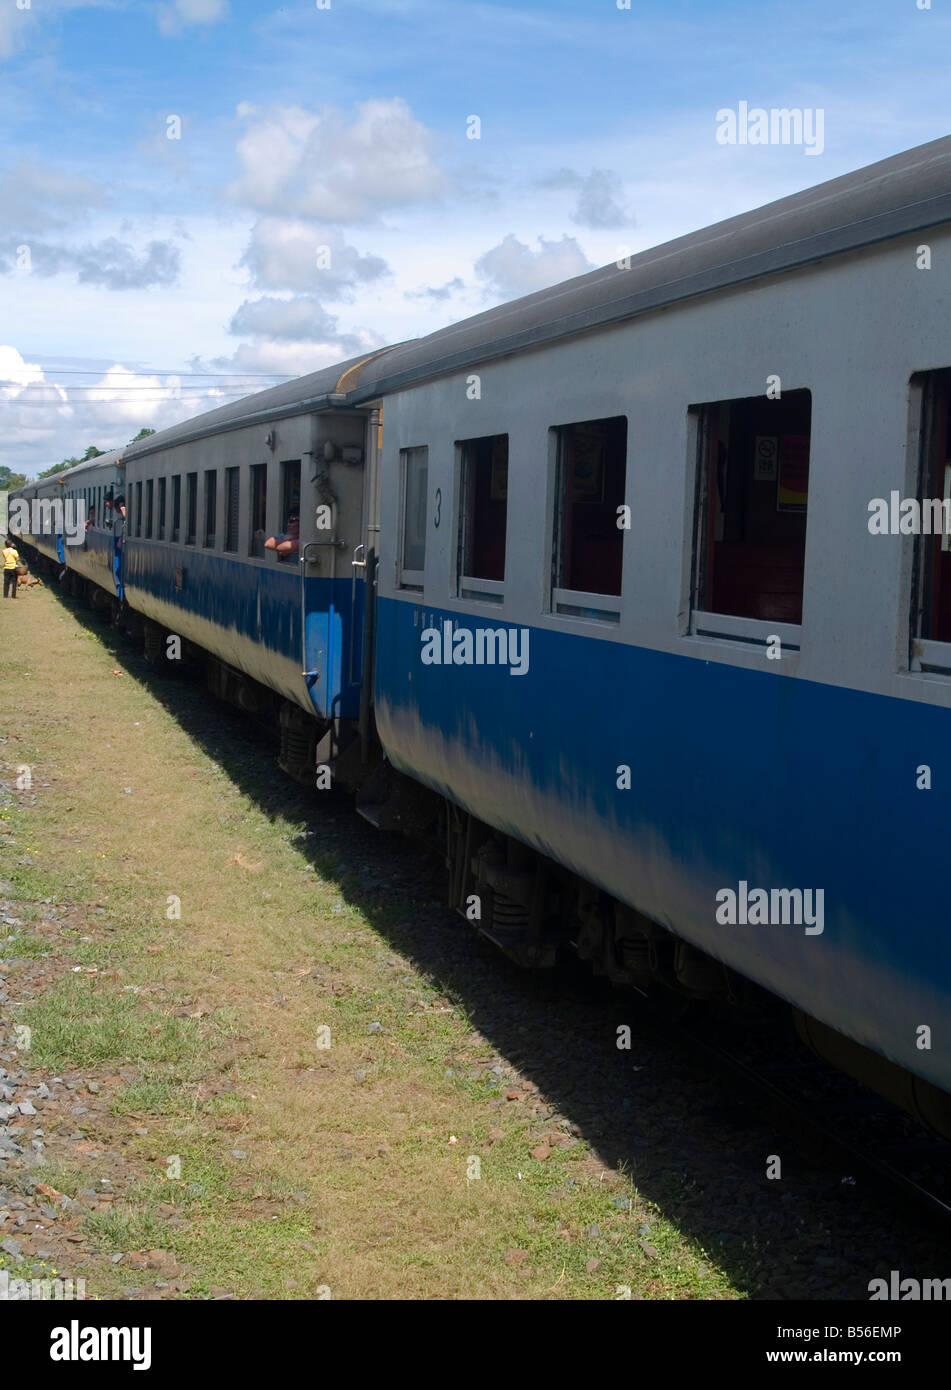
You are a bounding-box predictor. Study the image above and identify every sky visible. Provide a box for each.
[1,0,950,478]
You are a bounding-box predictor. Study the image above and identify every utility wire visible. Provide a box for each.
[12,368,292,379]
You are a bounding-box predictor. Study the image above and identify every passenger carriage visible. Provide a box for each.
[11,134,951,1129]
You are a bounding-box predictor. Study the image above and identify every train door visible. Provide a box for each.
[299,420,368,724]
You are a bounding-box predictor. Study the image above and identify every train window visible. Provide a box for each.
[249,463,267,557]
[135,481,143,538]
[224,468,239,552]
[185,473,197,545]
[692,390,811,628]
[911,370,951,659]
[157,478,166,541]
[145,480,154,539]
[171,475,182,543]
[457,434,507,602]
[551,416,627,621]
[280,460,300,528]
[399,445,428,590]
[203,470,217,548]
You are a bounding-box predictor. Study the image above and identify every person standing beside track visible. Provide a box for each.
[2,538,21,599]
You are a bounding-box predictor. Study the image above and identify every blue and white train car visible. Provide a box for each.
[351,134,951,1127]
[119,354,391,770]
[11,134,951,1129]
[11,449,125,600]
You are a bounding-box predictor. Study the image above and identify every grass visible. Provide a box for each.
[0,584,742,1300]
[20,978,209,1071]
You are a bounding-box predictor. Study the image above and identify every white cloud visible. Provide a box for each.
[0,160,104,236]
[196,333,384,379]
[157,0,228,37]
[474,233,593,300]
[1,237,181,290]
[572,169,633,229]
[229,295,342,342]
[228,99,445,222]
[240,218,388,296]
[0,0,114,61]
[227,294,385,361]
[0,347,223,478]
[0,6,25,60]
[406,275,466,304]
[537,167,634,228]
[78,365,197,426]
[0,345,49,396]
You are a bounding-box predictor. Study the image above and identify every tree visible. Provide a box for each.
[0,467,27,491]
[35,445,107,479]
[129,427,156,444]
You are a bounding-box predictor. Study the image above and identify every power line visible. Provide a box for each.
[2,387,255,394]
[17,368,292,379]
[0,394,251,406]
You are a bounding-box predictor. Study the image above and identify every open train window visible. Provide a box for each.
[203,470,216,548]
[249,463,267,557]
[171,475,181,543]
[551,416,626,622]
[135,481,143,538]
[691,390,811,638]
[157,478,166,541]
[399,445,428,591]
[280,461,300,527]
[145,480,154,539]
[457,434,507,603]
[910,370,951,672]
[185,473,197,546]
[224,467,239,553]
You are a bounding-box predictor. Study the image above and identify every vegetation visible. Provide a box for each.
[35,445,107,479]
[0,466,27,490]
[0,588,738,1300]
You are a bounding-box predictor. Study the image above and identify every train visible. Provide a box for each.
[10,133,951,1135]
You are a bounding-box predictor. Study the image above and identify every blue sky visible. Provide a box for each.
[2,0,950,476]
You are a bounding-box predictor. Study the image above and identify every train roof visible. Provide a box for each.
[351,133,951,400]
[121,132,951,457]
[123,348,401,459]
[29,447,125,490]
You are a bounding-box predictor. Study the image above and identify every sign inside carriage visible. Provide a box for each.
[777,435,810,511]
